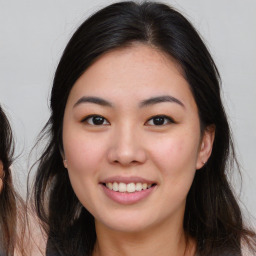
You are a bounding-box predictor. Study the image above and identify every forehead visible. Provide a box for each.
[67,44,196,109]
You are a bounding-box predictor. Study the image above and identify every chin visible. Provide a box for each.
[95,210,159,233]
[104,221,152,233]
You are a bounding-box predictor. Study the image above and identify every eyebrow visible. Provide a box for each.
[73,95,184,109]
[73,96,113,108]
[139,95,185,108]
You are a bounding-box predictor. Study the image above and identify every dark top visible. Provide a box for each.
[46,237,64,256]
[46,236,89,256]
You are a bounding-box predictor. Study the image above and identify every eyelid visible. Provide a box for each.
[80,114,175,126]
[145,115,175,126]
[81,114,110,125]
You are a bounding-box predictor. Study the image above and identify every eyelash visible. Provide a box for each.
[145,115,175,126]
[81,114,175,126]
[81,115,110,126]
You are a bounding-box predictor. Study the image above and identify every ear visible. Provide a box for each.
[59,144,65,159]
[196,125,215,170]
[59,145,68,168]
[63,159,68,168]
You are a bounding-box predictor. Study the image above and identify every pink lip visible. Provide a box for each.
[100,183,156,205]
[100,176,156,185]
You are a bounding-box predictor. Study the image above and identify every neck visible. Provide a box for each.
[92,217,196,256]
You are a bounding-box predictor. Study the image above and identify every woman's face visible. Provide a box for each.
[62,44,214,233]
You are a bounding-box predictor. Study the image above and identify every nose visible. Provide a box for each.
[107,125,147,166]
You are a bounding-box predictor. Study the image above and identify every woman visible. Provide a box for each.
[0,106,25,256]
[32,1,256,256]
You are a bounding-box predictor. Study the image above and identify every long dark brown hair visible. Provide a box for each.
[0,106,27,256]
[32,1,256,255]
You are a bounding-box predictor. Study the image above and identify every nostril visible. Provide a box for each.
[107,144,147,166]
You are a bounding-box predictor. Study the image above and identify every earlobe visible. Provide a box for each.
[59,145,68,168]
[196,125,215,170]
[63,159,68,168]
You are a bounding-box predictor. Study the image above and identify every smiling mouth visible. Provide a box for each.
[102,182,157,193]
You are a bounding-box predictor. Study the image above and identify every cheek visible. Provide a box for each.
[150,136,198,207]
[62,132,106,212]
[151,136,199,171]
[147,132,200,196]
[63,132,106,176]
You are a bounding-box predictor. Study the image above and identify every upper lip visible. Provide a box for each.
[100,176,157,185]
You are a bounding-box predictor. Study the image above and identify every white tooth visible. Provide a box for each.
[135,183,142,191]
[127,183,136,193]
[106,182,113,190]
[147,184,152,189]
[113,182,118,191]
[119,183,126,192]
[142,183,147,190]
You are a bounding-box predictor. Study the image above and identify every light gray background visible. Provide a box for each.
[0,0,255,220]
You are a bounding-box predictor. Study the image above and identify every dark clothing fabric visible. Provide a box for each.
[46,237,65,256]
[46,236,90,256]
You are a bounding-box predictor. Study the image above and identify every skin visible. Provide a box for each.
[62,44,215,256]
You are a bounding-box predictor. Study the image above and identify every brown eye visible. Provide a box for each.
[83,115,109,125]
[146,115,174,126]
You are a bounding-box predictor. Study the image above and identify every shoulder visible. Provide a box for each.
[242,248,256,256]
[241,235,256,256]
